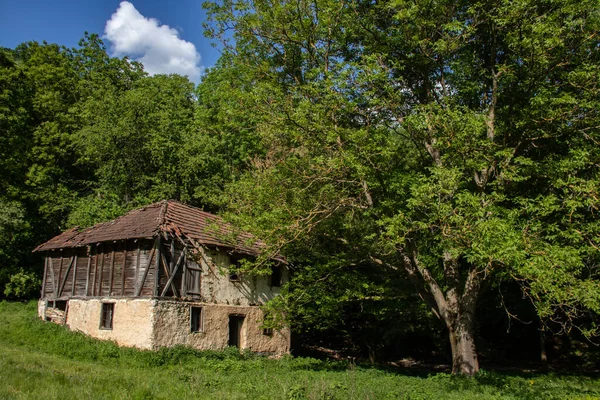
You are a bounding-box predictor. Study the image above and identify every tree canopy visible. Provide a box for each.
[202,0,600,374]
[1,0,599,375]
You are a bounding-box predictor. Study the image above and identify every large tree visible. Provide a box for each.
[203,0,600,374]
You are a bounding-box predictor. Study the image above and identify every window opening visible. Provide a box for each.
[190,306,203,333]
[262,327,273,336]
[100,303,114,330]
[270,266,282,287]
[50,300,68,311]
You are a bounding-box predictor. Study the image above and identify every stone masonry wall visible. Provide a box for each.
[153,300,291,354]
[65,298,156,349]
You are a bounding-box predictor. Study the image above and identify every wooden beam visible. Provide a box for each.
[169,240,175,273]
[108,243,116,296]
[153,236,161,297]
[58,256,75,297]
[91,247,98,296]
[135,246,156,297]
[134,245,141,295]
[98,244,105,296]
[160,249,185,297]
[57,255,64,294]
[49,257,57,297]
[71,251,78,296]
[85,246,92,297]
[41,256,48,298]
[121,241,128,296]
[181,252,187,297]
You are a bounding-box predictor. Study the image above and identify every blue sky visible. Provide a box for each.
[0,0,223,82]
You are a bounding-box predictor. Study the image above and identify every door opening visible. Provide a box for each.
[228,315,245,347]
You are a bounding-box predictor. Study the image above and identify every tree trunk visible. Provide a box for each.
[448,314,479,375]
[399,249,481,376]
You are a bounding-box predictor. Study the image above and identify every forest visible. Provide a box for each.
[1,0,599,376]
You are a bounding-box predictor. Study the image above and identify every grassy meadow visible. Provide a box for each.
[0,301,599,399]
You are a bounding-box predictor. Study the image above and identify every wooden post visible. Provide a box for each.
[181,252,187,297]
[91,246,98,296]
[49,257,57,298]
[57,254,64,295]
[71,252,78,296]
[121,241,128,296]
[169,240,175,274]
[98,244,105,296]
[85,246,92,297]
[134,245,141,295]
[153,236,161,297]
[41,256,48,298]
[109,243,116,296]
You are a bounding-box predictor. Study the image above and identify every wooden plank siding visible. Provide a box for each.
[41,238,180,300]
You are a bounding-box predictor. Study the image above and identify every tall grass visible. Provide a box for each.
[1,301,599,399]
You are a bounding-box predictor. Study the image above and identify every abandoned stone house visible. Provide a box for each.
[34,200,290,354]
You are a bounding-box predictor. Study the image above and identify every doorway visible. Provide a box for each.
[228,315,245,347]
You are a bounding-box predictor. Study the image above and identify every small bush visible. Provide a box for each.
[3,270,40,300]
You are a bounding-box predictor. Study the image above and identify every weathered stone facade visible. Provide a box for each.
[38,298,290,353]
[35,200,291,355]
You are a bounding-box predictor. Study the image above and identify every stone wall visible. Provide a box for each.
[65,298,156,349]
[199,250,289,307]
[38,298,290,354]
[153,301,291,354]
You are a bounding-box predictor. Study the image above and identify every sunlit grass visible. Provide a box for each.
[1,301,599,399]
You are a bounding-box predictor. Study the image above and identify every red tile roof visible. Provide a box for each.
[34,200,269,257]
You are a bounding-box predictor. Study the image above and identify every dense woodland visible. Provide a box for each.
[1,0,599,375]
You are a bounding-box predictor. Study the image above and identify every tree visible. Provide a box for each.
[0,35,147,296]
[203,0,600,375]
[74,73,195,225]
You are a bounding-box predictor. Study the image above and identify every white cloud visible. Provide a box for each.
[104,1,202,82]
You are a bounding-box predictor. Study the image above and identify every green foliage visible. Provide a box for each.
[201,0,600,373]
[3,270,40,299]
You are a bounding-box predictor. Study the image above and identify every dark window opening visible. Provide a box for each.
[190,306,203,333]
[51,300,68,311]
[270,266,282,287]
[262,327,273,336]
[100,303,114,330]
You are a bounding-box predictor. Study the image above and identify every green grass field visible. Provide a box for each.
[0,301,598,399]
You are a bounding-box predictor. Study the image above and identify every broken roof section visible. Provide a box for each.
[34,200,267,257]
